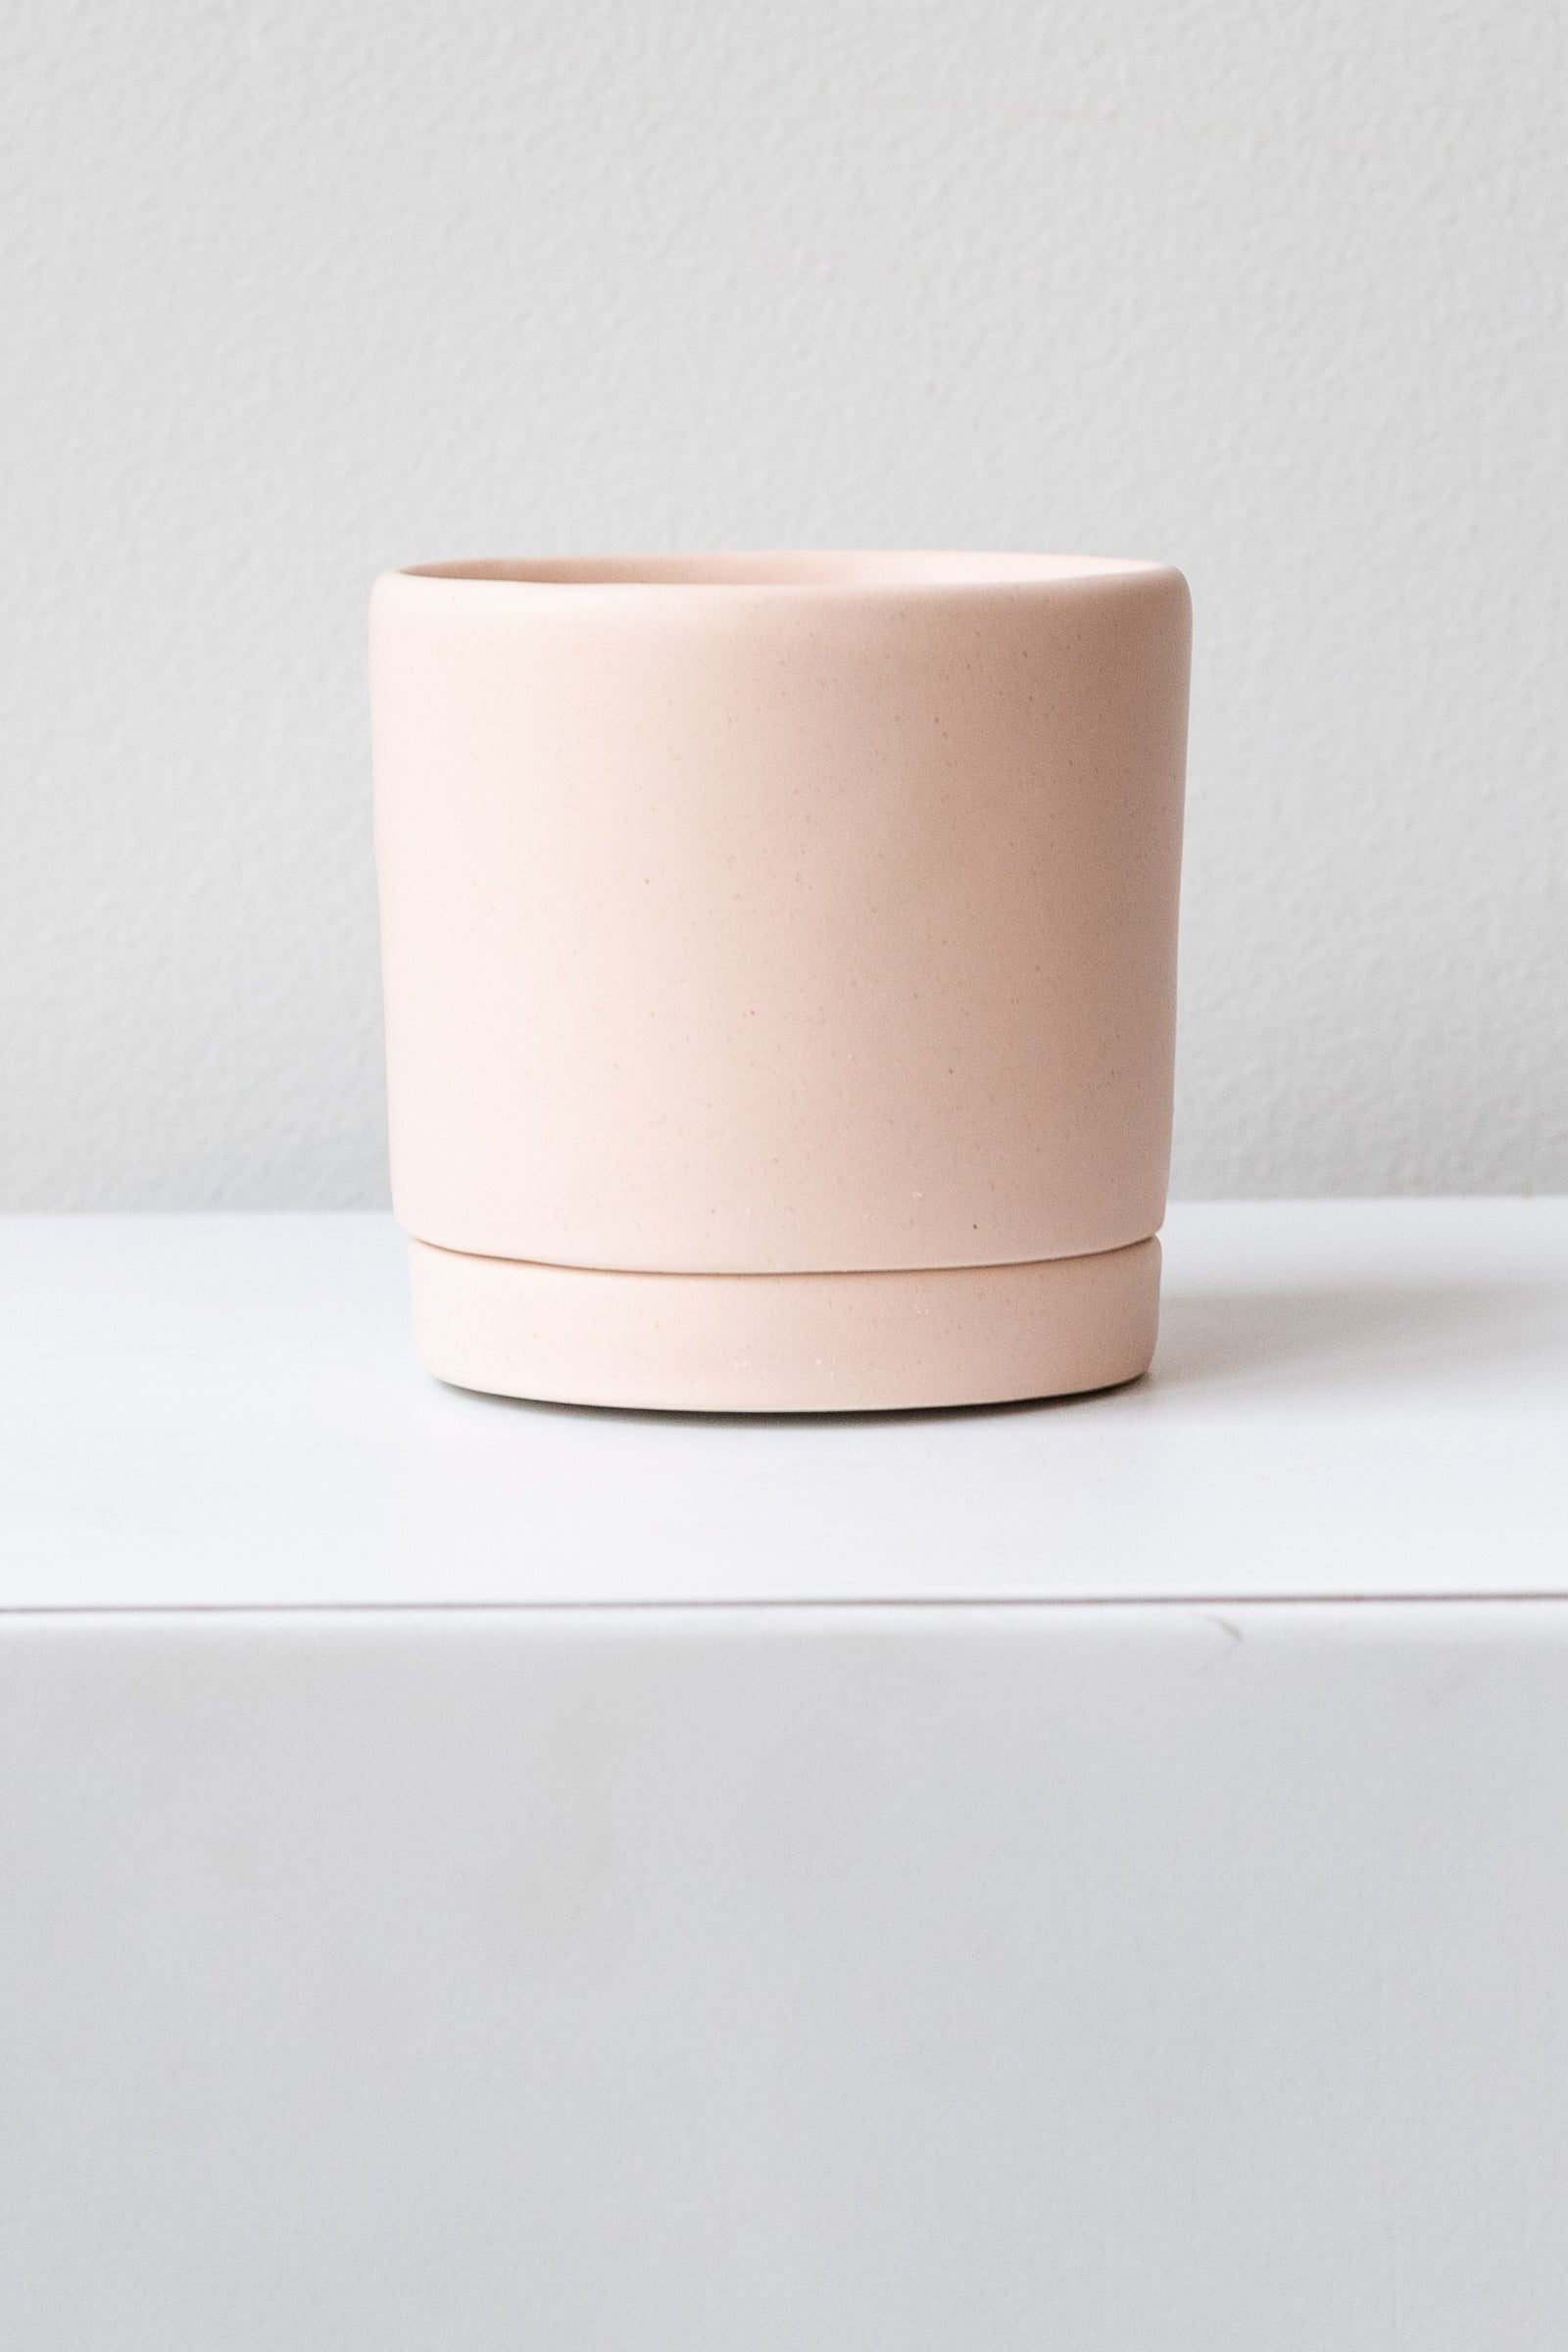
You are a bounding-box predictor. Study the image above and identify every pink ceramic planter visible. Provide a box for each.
[370,552,1190,1410]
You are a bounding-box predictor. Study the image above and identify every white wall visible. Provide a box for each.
[3,0,1563,1208]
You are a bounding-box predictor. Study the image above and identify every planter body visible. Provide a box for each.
[370,553,1190,1409]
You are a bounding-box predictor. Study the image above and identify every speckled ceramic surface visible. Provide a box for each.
[370,552,1190,1408]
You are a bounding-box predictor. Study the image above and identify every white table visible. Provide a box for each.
[3,1201,1567,2349]
[5,1198,1567,1606]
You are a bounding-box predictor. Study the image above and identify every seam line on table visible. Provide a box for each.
[3,1591,1567,1620]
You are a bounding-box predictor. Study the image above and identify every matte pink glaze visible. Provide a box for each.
[371,552,1190,1407]
[409,1235,1161,1413]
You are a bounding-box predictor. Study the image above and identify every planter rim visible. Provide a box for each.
[386,550,1181,597]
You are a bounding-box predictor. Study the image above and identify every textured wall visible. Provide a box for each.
[3,0,1563,1207]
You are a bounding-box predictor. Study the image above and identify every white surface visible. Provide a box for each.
[4,5,1566,1211]
[8,1198,1568,2343]
[5,1601,1568,2351]
[3,1199,1566,1608]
